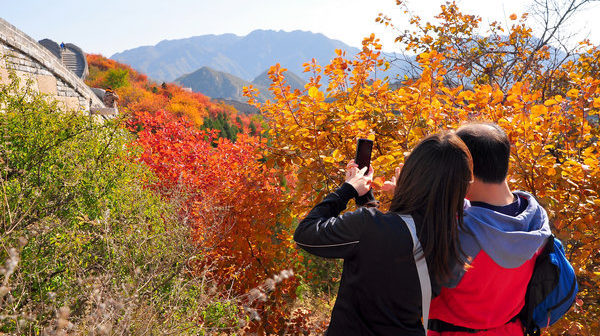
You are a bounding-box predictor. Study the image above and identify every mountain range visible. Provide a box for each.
[111,29,362,83]
[110,29,419,105]
[175,66,306,103]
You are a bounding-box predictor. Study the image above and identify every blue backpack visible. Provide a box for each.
[520,235,578,336]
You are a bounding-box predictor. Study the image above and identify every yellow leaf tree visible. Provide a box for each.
[246,1,600,333]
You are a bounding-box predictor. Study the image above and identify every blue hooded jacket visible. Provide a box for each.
[430,191,552,332]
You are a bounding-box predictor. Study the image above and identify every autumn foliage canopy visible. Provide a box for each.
[84,0,599,333]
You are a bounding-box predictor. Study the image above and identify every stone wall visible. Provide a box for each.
[0,17,105,113]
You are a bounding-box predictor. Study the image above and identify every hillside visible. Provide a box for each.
[175,66,270,102]
[214,98,260,114]
[85,55,261,141]
[252,68,306,92]
[111,29,361,82]
[175,66,307,103]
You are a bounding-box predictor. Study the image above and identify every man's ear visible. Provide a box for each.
[471,177,485,184]
[465,178,481,198]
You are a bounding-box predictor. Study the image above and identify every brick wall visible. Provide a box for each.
[0,18,105,112]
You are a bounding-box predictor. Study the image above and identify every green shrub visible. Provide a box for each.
[201,301,241,332]
[105,68,129,89]
[0,72,219,334]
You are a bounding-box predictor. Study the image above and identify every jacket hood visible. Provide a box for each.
[463,191,551,268]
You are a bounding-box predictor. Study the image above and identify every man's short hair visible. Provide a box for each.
[455,123,510,183]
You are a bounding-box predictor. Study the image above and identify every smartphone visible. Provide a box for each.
[354,139,373,171]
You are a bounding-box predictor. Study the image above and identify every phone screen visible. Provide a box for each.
[355,139,373,171]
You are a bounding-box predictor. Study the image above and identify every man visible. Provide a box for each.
[428,123,552,335]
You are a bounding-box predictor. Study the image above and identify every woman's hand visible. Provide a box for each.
[382,164,403,193]
[345,160,373,196]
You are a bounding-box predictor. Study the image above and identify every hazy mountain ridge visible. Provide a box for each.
[111,30,361,82]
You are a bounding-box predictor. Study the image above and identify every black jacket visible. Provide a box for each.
[294,183,430,336]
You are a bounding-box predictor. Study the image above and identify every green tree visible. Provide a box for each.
[105,68,129,89]
[201,112,241,142]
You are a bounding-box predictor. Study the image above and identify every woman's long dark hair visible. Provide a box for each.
[389,132,473,282]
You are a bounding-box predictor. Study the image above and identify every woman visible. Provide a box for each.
[293,132,473,335]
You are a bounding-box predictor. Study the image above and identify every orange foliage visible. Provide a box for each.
[85,55,296,331]
[246,2,600,334]
[126,108,299,333]
[86,54,254,130]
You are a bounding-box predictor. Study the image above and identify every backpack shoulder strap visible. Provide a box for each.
[398,214,431,333]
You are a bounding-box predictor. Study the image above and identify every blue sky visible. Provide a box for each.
[2,0,598,56]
